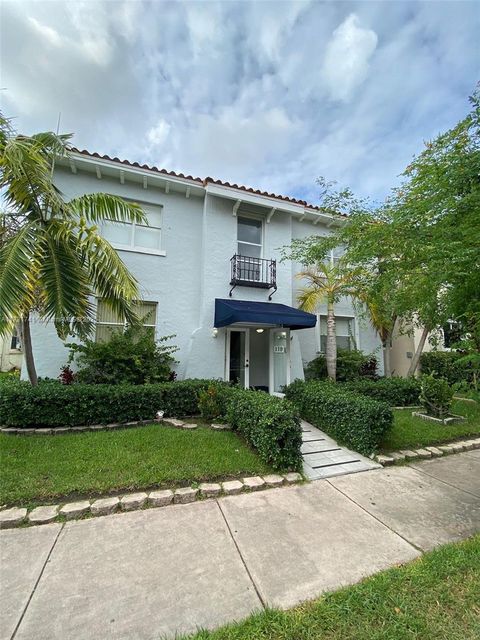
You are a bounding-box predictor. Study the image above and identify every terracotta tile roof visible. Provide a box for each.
[70,147,328,213]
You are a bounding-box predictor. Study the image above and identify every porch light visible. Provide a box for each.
[212,328,218,338]
[256,328,264,333]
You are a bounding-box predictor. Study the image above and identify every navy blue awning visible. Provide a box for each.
[214,298,316,330]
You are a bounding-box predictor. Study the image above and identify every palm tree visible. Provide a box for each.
[297,260,363,381]
[0,114,146,385]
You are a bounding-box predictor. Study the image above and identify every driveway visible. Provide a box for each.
[1,452,479,640]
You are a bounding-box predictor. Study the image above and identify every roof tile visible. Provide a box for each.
[70,147,341,215]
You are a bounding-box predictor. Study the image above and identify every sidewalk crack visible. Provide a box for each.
[10,523,65,640]
[326,479,425,554]
[215,500,266,609]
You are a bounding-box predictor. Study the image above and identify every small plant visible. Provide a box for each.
[420,374,454,419]
[58,365,76,385]
[198,385,222,420]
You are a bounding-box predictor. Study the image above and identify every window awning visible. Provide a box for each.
[214,298,316,330]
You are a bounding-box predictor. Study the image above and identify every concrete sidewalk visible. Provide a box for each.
[1,452,479,640]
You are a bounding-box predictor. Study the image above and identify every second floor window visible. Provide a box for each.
[101,204,162,253]
[237,216,262,258]
[237,216,262,281]
[95,299,157,342]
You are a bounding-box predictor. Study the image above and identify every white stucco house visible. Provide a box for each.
[27,149,384,393]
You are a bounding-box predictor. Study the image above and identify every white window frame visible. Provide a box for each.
[95,299,158,342]
[237,214,264,258]
[101,201,166,256]
[315,313,359,353]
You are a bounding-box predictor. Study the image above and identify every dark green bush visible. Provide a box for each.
[343,377,421,406]
[285,379,392,456]
[226,388,302,471]
[420,351,474,386]
[305,349,378,382]
[419,374,454,418]
[0,379,302,472]
[67,327,178,385]
[0,379,212,428]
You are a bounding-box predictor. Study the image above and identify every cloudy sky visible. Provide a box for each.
[1,0,478,204]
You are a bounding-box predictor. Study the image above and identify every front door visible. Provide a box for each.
[269,328,290,396]
[227,328,249,388]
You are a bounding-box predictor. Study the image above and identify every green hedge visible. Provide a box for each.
[285,380,393,456]
[0,379,212,427]
[342,377,421,406]
[0,380,302,472]
[305,349,378,382]
[420,351,474,386]
[226,388,302,471]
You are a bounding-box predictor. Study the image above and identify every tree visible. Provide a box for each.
[287,88,480,377]
[296,260,364,381]
[0,113,146,385]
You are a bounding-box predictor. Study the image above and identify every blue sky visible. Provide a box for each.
[1,0,478,205]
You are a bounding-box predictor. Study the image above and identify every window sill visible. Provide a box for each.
[112,244,166,257]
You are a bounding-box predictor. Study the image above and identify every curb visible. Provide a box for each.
[0,418,232,436]
[375,437,480,467]
[0,473,304,529]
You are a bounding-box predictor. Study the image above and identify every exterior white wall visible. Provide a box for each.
[0,334,23,372]
[26,162,383,382]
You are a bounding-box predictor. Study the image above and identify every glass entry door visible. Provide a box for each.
[269,329,290,396]
[227,329,249,388]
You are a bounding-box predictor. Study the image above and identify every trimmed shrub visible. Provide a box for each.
[342,377,421,406]
[0,379,302,472]
[285,380,393,456]
[305,349,378,382]
[226,388,302,471]
[0,379,213,428]
[419,374,454,418]
[420,351,474,386]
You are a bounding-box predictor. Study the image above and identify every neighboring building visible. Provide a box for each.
[0,329,22,372]
[390,320,447,377]
[25,149,384,393]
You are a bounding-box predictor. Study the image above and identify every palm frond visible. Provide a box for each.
[37,222,94,338]
[297,286,325,312]
[0,223,38,335]
[68,193,147,225]
[79,229,140,326]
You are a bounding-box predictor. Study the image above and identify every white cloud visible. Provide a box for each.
[27,17,62,47]
[1,1,478,203]
[147,119,171,147]
[322,13,378,102]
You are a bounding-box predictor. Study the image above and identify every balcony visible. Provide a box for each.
[229,254,277,299]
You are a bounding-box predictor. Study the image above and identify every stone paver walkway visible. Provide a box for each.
[301,419,381,479]
[1,452,479,640]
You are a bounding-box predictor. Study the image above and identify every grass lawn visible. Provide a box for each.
[380,399,480,452]
[0,424,273,506]
[184,535,480,640]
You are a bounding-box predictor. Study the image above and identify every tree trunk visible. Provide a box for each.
[407,325,429,377]
[326,298,337,382]
[383,339,391,378]
[19,314,38,386]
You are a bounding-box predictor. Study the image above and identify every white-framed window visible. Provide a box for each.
[10,329,21,351]
[237,215,263,281]
[95,299,157,342]
[316,315,356,352]
[101,203,163,255]
[324,248,343,268]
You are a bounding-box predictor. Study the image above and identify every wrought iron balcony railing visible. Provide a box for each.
[229,254,277,299]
